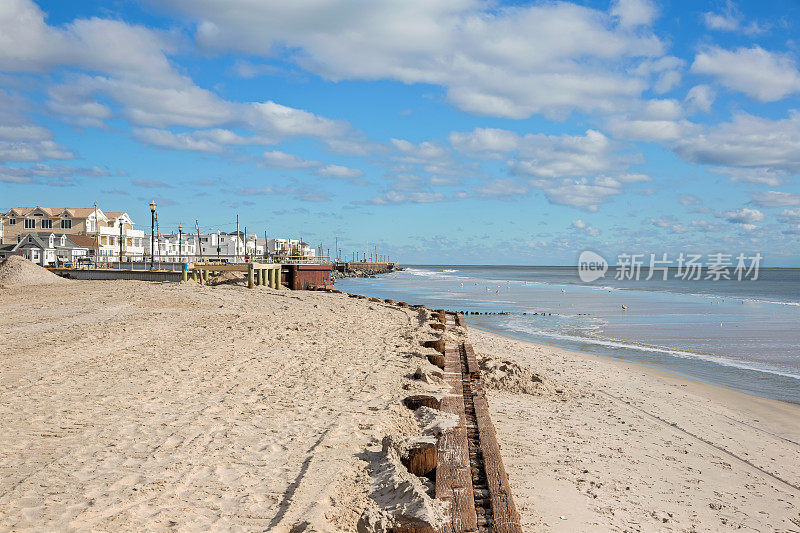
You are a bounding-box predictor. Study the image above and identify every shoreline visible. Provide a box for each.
[470,323,800,408]
[470,326,800,530]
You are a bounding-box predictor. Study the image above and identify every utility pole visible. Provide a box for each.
[93,202,99,264]
[118,221,123,268]
[195,220,204,262]
[235,214,239,263]
[149,201,156,270]
[244,225,248,261]
[335,237,338,262]
[155,212,161,268]
[265,230,269,260]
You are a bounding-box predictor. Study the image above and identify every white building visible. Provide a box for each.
[143,232,198,262]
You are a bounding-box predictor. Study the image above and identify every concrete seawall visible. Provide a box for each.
[52,268,183,282]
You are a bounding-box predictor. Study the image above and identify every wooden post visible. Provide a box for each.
[254,267,260,286]
[181,263,188,282]
[248,262,254,288]
[195,220,203,262]
[275,267,281,290]
[192,268,197,282]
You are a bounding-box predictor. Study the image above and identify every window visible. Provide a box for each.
[24,219,35,229]
[41,219,53,229]
[8,218,15,225]
[60,219,72,229]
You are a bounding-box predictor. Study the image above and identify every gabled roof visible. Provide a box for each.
[13,233,47,250]
[64,234,97,248]
[2,207,101,218]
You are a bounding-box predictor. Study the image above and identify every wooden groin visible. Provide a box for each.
[431,313,521,532]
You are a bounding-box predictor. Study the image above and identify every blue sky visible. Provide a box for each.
[1,0,800,265]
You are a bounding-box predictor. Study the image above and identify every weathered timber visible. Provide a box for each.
[430,322,446,331]
[403,395,441,411]
[455,313,466,327]
[427,353,446,369]
[398,301,409,307]
[436,347,478,532]
[422,339,446,353]
[385,299,395,304]
[402,441,438,476]
[463,343,480,377]
[463,341,522,533]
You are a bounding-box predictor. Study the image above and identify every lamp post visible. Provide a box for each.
[178,224,183,264]
[149,200,156,270]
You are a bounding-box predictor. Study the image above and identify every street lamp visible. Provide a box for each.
[149,200,156,270]
[178,224,183,264]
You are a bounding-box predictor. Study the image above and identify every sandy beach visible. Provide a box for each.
[1,273,799,531]
[473,328,800,531]
[0,277,458,531]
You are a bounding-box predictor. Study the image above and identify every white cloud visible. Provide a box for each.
[611,0,657,28]
[750,191,800,208]
[684,85,715,113]
[778,208,800,223]
[366,191,447,205]
[571,219,601,236]
[262,150,319,169]
[691,46,800,102]
[710,167,787,186]
[449,128,520,158]
[315,164,365,180]
[703,2,764,35]
[673,111,800,173]
[719,207,764,224]
[510,130,619,179]
[133,128,274,152]
[158,0,666,119]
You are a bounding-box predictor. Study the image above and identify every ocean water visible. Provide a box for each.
[335,265,800,404]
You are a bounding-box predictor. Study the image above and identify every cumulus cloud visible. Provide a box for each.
[719,207,764,224]
[673,111,800,174]
[691,46,800,102]
[0,0,354,154]
[571,219,601,236]
[156,0,666,119]
[449,128,520,159]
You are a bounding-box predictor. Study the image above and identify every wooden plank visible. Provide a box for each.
[462,343,479,377]
[436,348,477,533]
[471,382,522,533]
[454,313,465,327]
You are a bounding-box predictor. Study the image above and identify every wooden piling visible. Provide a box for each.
[402,442,437,477]
[403,395,441,411]
[181,263,188,283]
[248,263,254,289]
[192,269,197,282]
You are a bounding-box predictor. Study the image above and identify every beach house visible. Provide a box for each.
[0,207,145,261]
[3,232,95,266]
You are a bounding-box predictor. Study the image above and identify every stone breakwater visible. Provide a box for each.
[332,263,401,279]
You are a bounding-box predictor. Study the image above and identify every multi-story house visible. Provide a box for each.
[142,232,198,262]
[0,207,145,261]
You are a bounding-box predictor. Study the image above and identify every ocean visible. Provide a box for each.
[335,265,800,404]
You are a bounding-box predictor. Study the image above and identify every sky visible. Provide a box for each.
[1,0,800,266]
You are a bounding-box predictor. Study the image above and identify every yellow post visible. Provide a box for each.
[248,263,254,289]
[182,263,188,283]
[192,269,197,282]
[260,268,266,286]
[275,266,281,290]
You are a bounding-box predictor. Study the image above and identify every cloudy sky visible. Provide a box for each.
[1,0,799,265]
